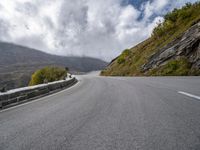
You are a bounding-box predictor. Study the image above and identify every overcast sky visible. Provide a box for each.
[0,0,198,61]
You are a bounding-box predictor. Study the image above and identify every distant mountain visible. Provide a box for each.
[0,42,107,90]
[101,2,200,76]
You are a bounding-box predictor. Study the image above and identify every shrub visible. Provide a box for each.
[164,8,179,22]
[117,57,125,64]
[117,49,131,64]
[29,66,67,86]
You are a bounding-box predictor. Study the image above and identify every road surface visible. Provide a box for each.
[0,74,200,150]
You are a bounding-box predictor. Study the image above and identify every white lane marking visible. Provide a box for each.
[178,91,200,100]
[0,81,80,113]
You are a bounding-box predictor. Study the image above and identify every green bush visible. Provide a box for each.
[29,66,67,86]
[117,57,125,64]
[117,49,131,64]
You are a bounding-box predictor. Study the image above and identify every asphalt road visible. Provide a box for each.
[0,74,200,150]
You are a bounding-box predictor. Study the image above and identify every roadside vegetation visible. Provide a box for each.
[148,57,191,76]
[101,2,200,76]
[29,66,67,86]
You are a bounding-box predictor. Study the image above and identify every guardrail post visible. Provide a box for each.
[0,101,2,109]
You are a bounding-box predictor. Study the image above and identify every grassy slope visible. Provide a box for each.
[101,2,200,76]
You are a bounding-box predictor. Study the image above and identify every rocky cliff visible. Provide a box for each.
[142,21,200,74]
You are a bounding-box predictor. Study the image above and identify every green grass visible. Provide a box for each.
[101,2,200,76]
[148,57,200,76]
[117,49,132,64]
[148,57,192,76]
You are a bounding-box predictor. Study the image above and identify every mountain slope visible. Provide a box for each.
[101,2,200,76]
[0,42,107,90]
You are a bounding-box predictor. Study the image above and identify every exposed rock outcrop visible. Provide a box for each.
[142,22,200,72]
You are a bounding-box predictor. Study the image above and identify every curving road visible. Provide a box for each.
[0,74,200,150]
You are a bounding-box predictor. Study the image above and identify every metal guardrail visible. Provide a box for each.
[0,77,78,109]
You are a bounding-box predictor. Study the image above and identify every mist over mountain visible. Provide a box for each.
[0,42,107,90]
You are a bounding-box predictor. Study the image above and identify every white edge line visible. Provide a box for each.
[0,80,80,113]
[178,91,200,100]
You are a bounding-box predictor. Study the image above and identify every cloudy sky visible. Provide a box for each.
[0,0,198,61]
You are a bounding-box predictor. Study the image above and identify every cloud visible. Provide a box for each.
[0,0,198,61]
[0,19,10,40]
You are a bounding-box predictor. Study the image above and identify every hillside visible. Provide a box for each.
[101,2,200,76]
[0,42,107,90]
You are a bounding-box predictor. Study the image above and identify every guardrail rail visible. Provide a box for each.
[0,77,78,109]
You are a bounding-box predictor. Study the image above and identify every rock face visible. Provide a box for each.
[142,22,200,72]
